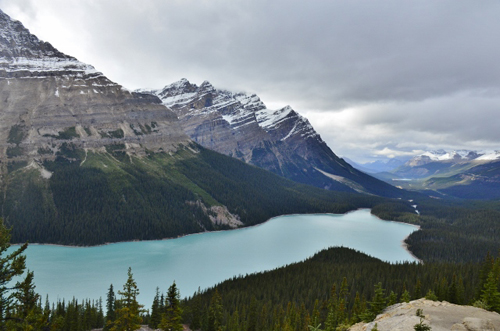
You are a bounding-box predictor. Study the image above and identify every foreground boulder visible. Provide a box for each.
[350,298,500,331]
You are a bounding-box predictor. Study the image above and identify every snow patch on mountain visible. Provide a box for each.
[420,150,478,161]
[476,151,500,161]
[256,106,294,129]
[146,79,321,142]
[0,9,99,75]
[0,56,98,74]
[407,150,488,167]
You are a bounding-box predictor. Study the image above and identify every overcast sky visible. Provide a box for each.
[2,0,500,162]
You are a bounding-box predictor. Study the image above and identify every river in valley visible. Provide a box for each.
[19,209,419,306]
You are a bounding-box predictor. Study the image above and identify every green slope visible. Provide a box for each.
[1,143,398,245]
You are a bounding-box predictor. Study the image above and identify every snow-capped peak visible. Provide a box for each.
[476,151,500,161]
[419,150,479,161]
[256,105,295,129]
[0,9,98,75]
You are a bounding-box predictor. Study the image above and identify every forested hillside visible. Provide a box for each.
[180,247,496,331]
[371,198,500,263]
[1,143,396,245]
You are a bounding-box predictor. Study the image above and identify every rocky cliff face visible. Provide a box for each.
[142,79,404,197]
[0,9,189,174]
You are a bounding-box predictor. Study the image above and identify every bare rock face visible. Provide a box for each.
[142,79,404,197]
[349,299,500,331]
[0,9,189,174]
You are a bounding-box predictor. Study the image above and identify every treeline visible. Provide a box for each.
[182,247,488,330]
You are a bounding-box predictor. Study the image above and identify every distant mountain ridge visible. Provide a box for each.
[141,79,403,197]
[394,149,500,179]
[380,149,500,199]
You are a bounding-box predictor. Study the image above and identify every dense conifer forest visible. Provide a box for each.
[180,247,499,331]
[1,144,392,245]
[372,198,500,263]
[1,145,500,330]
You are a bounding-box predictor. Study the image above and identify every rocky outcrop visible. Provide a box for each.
[0,9,189,174]
[143,79,405,197]
[349,299,500,331]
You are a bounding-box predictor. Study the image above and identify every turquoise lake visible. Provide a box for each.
[20,209,418,306]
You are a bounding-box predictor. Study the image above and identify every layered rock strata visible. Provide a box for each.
[142,79,403,196]
[0,9,189,174]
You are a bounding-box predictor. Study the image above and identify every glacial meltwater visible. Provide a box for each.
[19,209,418,305]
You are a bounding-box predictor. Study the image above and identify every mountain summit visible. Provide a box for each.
[0,9,95,75]
[143,79,403,197]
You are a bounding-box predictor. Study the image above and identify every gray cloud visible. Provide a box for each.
[1,0,499,162]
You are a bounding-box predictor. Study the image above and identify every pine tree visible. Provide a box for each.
[104,284,116,330]
[337,277,348,324]
[108,267,143,331]
[13,270,39,320]
[0,218,29,330]
[364,283,386,321]
[480,270,500,312]
[386,291,397,306]
[207,289,223,331]
[159,281,183,331]
[97,297,105,328]
[189,287,202,330]
[413,279,422,300]
[149,287,161,329]
[425,289,438,301]
[448,274,458,304]
[325,283,338,331]
[401,289,411,303]
[9,270,46,330]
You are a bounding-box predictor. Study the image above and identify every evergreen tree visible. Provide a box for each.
[207,289,223,331]
[364,283,386,321]
[9,270,46,330]
[105,284,116,330]
[189,287,202,330]
[425,289,438,301]
[448,274,458,304]
[108,267,143,331]
[324,283,338,331]
[386,291,397,306]
[149,287,161,329]
[13,270,39,319]
[159,281,183,331]
[480,270,500,312]
[413,279,422,300]
[0,218,29,330]
[400,289,410,303]
[337,277,349,324]
[97,297,105,328]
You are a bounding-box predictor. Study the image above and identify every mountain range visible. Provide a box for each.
[140,79,402,197]
[374,150,500,199]
[0,9,407,245]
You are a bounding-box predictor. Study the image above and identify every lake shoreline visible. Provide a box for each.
[15,208,422,264]
[14,209,366,248]
[18,208,420,305]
